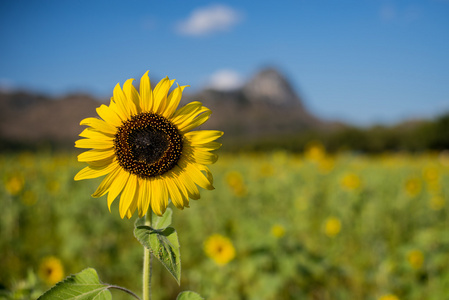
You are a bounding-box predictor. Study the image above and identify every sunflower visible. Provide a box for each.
[75,71,223,218]
[324,216,341,237]
[204,234,236,266]
[38,256,65,285]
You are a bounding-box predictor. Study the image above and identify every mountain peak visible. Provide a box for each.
[242,67,302,107]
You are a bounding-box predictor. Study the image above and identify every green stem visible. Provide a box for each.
[143,213,153,300]
[108,285,141,300]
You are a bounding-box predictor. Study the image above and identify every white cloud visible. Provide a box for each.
[206,69,243,91]
[176,4,242,36]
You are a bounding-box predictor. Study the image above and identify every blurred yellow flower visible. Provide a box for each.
[429,195,445,210]
[404,178,422,197]
[407,249,424,270]
[38,256,65,285]
[5,175,24,196]
[340,173,361,190]
[305,140,326,162]
[378,294,399,300]
[324,217,341,237]
[423,167,439,182]
[204,234,236,266]
[271,224,286,238]
[225,171,247,197]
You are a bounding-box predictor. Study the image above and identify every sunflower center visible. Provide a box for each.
[114,112,183,178]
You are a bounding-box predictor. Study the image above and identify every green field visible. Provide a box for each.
[1,148,449,300]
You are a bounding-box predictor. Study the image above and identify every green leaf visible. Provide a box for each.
[38,268,111,300]
[134,225,181,284]
[176,291,204,300]
[134,208,172,229]
[152,208,173,229]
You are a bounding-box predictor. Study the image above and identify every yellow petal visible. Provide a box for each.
[171,101,203,124]
[125,178,140,219]
[163,84,188,118]
[179,110,212,133]
[181,161,214,190]
[189,141,222,151]
[74,160,118,181]
[96,104,123,127]
[173,105,210,131]
[75,138,114,150]
[113,83,132,119]
[151,177,168,216]
[80,117,117,135]
[79,128,114,140]
[109,97,127,121]
[145,178,153,215]
[77,149,115,163]
[164,175,185,209]
[91,165,122,198]
[184,130,224,144]
[123,78,140,115]
[84,156,114,167]
[138,178,149,218]
[139,71,153,112]
[119,174,138,219]
[198,165,214,186]
[184,147,218,165]
[171,168,190,206]
[152,77,175,115]
[177,167,200,200]
[107,168,130,212]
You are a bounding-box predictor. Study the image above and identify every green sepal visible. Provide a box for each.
[176,291,204,300]
[134,223,181,284]
[38,268,111,300]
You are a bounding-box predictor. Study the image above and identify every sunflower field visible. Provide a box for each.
[1,145,449,300]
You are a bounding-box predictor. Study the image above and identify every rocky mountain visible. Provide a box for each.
[0,68,334,150]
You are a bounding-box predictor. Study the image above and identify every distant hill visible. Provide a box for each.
[0,68,339,150]
[3,68,445,153]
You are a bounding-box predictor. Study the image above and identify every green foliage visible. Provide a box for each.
[38,268,111,300]
[1,150,449,299]
[152,208,173,230]
[176,291,204,300]
[134,217,181,285]
[223,112,449,153]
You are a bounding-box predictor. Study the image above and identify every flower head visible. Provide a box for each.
[271,224,286,238]
[340,173,361,191]
[407,249,424,270]
[225,171,247,197]
[304,140,326,162]
[324,217,341,237]
[5,174,24,196]
[38,256,65,285]
[404,177,421,197]
[75,71,223,218]
[204,234,236,266]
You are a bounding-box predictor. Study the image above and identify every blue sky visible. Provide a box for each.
[1,0,448,125]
